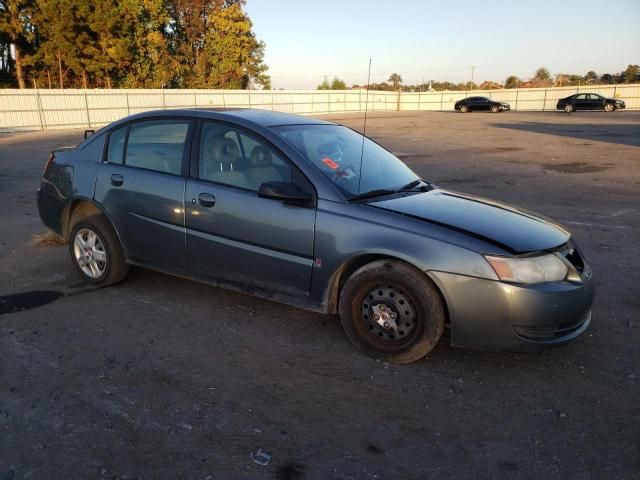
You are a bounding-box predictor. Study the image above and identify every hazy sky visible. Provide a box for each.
[244,0,640,89]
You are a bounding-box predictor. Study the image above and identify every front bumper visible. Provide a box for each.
[428,267,594,352]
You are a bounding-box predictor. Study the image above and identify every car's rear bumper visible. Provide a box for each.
[37,187,65,236]
[428,268,594,352]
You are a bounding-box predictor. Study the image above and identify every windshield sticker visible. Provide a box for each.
[335,168,356,180]
[322,157,339,169]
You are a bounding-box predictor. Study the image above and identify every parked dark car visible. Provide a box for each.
[37,109,593,363]
[454,96,510,113]
[556,93,625,113]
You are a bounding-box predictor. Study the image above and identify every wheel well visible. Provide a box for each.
[62,200,103,239]
[324,255,449,323]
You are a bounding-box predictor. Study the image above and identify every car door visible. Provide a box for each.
[587,94,603,110]
[573,94,588,110]
[466,97,479,111]
[184,120,316,296]
[478,97,491,111]
[93,118,193,274]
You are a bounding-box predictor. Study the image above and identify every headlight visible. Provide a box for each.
[484,253,569,284]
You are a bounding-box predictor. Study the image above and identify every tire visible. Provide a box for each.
[460,105,469,113]
[490,105,500,113]
[604,103,615,112]
[338,260,445,364]
[69,215,128,286]
[564,104,574,113]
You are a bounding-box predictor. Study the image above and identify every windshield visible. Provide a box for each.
[273,124,419,199]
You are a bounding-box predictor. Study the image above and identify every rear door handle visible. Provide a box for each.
[197,193,216,208]
[110,174,124,186]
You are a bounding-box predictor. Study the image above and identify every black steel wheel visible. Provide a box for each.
[339,260,445,364]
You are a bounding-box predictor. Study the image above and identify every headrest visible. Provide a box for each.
[208,137,239,165]
[249,146,273,167]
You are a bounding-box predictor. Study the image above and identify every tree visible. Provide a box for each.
[504,75,520,89]
[388,73,402,90]
[317,76,330,90]
[534,67,550,81]
[622,64,639,83]
[197,3,270,89]
[585,70,598,84]
[330,77,346,89]
[124,0,177,88]
[0,0,35,88]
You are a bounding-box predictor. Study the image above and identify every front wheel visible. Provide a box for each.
[69,215,129,286]
[460,105,469,113]
[339,260,445,364]
[604,103,615,112]
[564,104,574,113]
[490,105,500,113]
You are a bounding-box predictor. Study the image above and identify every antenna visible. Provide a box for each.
[357,58,372,196]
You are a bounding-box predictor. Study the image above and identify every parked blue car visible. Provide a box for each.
[37,109,594,363]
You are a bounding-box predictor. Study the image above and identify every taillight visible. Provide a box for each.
[43,152,54,175]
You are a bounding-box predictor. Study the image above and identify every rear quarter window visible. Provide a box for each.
[106,126,128,164]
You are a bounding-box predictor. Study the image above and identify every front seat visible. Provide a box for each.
[201,135,252,189]
[245,146,285,189]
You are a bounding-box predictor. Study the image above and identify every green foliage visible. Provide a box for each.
[0,0,270,89]
[388,72,402,89]
[317,77,330,90]
[534,67,551,81]
[330,77,346,89]
[504,75,520,89]
[584,71,598,84]
[622,64,639,83]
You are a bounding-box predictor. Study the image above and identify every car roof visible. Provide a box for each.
[119,108,334,128]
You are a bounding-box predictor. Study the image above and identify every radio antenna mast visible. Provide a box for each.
[357,58,372,196]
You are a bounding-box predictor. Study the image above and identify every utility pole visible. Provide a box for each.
[471,66,475,88]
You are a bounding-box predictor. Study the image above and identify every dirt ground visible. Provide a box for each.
[1,110,639,480]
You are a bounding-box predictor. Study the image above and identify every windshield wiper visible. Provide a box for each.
[349,179,427,202]
[349,188,397,201]
[399,178,424,191]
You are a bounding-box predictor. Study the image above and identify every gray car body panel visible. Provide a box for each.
[37,109,594,352]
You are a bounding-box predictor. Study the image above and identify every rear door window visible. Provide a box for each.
[125,120,190,175]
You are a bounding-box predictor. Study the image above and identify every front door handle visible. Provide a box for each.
[110,174,124,186]
[197,193,216,208]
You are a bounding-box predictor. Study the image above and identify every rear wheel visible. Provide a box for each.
[460,105,469,113]
[69,215,128,286]
[339,260,445,364]
[604,103,615,112]
[564,104,574,113]
[490,105,500,113]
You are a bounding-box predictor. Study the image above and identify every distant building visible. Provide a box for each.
[518,79,554,88]
[478,81,503,90]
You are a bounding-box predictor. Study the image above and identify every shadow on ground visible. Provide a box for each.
[491,121,640,147]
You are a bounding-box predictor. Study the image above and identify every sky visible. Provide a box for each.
[244,0,640,89]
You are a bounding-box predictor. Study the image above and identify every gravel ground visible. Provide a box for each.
[1,110,639,480]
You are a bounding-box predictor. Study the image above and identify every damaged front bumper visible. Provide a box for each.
[428,264,594,352]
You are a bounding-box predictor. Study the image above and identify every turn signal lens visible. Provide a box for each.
[484,253,568,284]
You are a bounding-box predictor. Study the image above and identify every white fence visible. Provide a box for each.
[1,84,638,131]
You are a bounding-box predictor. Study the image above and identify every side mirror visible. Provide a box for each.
[84,129,95,139]
[258,181,312,205]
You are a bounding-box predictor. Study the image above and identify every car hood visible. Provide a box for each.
[370,188,570,253]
